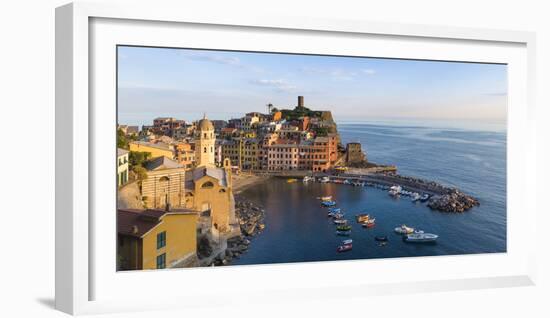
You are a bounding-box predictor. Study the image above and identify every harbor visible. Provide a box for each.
[232,122,506,266]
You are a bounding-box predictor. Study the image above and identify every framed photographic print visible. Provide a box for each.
[56,2,537,315]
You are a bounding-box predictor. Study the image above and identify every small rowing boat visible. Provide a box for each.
[333,219,347,225]
[375,235,388,242]
[362,221,375,228]
[337,243,352,253]
[336,230,351,236]
[332,212,345,219]
[321,200,337,207]
[318,195,332,201]
[336,225,352,231]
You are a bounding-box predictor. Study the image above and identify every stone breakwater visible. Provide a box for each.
[371,173,480,213]
[236,199,266,236]
[427,189,480,213]
[207,198,266,266]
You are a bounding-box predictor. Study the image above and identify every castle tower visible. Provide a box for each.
[195,114,215,167]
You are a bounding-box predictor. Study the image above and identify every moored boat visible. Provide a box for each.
[362,221,376,228]
[332,212,345,219]
[320,176,330,183]
[419,194,431,202]
[336,225,352,231]
[318,195,332,201]
[303,176,314,183]
[333,219,347,225]
[337,243,352,253]
[328,207,341,213]
[403,233,438,243]
[375,235,388,242]
[287,178,298,183]
[321,200,337,207]
[336,230,351,236]
[389,185,402,196]
[342,239,353,245]
[394,224,415,234]
[356,214,370,223]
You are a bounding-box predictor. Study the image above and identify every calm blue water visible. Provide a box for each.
[233,122,506,265]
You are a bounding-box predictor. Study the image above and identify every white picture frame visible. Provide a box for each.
[55,1,537,315]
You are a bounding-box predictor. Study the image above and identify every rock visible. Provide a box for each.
[427,191,479,213]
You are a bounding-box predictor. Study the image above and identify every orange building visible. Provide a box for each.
[271,111,282,121]
[297,134,338,172]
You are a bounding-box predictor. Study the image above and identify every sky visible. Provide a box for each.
[117,46,508,128]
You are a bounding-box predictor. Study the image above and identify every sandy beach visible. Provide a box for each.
[232,172,271,194]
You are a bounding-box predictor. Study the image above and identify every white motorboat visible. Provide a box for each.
[403,233,438,243]
[389,185,402,196]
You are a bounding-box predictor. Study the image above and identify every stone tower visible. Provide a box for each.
[195,114,215,167]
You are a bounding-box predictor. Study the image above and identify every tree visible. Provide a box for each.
[270,107,279,113]
[132,166,148,182]
[129,151,151,167]
[117,129,129,149]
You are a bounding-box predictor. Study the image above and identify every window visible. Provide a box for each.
[157,231,166,249]
[201,181,214,189]
[156,253,166,269]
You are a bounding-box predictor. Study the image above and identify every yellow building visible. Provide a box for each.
[117,208,199,270]
[183,158,237,235]
[137,117,239,238]
[129,141,174,159]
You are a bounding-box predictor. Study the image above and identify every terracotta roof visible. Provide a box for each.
[117,208,197,238]
[117,209,162,238]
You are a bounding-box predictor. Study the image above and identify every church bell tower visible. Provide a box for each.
[195,114,215,167]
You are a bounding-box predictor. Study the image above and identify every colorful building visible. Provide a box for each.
[129,141,174,159]
[297,134,339,172]
[117,208,199,270]
[267,141,299,171]
[117,148,129,186]
[174,141,195,168]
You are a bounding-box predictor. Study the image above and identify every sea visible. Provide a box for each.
[232,121,507,265]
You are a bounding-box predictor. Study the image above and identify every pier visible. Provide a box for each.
[249,168,479,213]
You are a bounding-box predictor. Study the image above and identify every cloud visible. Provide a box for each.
[183,52,241,66]
[251,79,297,92]
[300,66,375,80]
